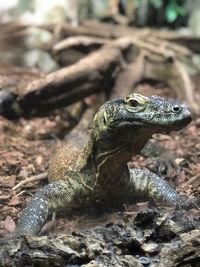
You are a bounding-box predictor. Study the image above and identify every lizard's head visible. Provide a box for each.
[92,93,192,143]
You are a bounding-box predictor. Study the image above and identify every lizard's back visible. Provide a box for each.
[48,131,86,182]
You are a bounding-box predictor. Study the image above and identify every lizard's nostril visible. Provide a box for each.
[172,105,181,112]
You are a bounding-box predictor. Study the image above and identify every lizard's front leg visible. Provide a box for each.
[128,168,195,209]
[15,180,85,235]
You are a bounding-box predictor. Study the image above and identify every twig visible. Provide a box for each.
[53,35,110,52]
[12,172,48,191]
[182,173,200,186]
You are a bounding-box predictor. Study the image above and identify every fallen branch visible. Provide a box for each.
[49,20,200,53]
[12,172,47,191]
[52,35,110,53]
[182,173,200,187]
[0,38,132,118]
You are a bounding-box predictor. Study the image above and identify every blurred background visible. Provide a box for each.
[1,0,199,28]
[1,0,200,71]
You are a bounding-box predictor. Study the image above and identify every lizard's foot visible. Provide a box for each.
[151,151,181,176]
[141,142,181,176]
[178,196,200,210]
[40,212,56,235]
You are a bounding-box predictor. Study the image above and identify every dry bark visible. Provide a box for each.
[0,209,199,267]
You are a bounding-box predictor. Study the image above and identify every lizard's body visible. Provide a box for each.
[15,94,193,235]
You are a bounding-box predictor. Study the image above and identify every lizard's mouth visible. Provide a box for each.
[157,114,192,133]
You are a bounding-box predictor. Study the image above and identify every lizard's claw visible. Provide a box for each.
[178,196,200,210]
[151,151,181,177]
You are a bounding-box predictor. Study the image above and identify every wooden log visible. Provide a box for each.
[0,38,132,118]
[0,210,199,267]
[19,38,131,112]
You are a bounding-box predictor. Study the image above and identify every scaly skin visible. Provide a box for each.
[15,93,193,235]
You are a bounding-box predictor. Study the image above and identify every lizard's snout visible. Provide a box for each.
[174,104,192,128]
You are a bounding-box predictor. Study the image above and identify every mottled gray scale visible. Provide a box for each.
[16,181,87,235]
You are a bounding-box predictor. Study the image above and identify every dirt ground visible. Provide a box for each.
[0,78,199,237]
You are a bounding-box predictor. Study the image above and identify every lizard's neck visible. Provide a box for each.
[96,128,153,165]
[82,128,153,196]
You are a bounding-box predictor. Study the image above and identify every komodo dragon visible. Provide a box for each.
[15,93,194,235]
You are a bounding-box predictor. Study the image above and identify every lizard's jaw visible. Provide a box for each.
[158,111,192,133]
[140,104,192,133]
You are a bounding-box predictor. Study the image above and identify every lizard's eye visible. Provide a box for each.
[125,95,147,112]
[128,99,140,107]
[172,105,181,112]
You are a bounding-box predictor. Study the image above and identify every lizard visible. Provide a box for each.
[15,93,194,235]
